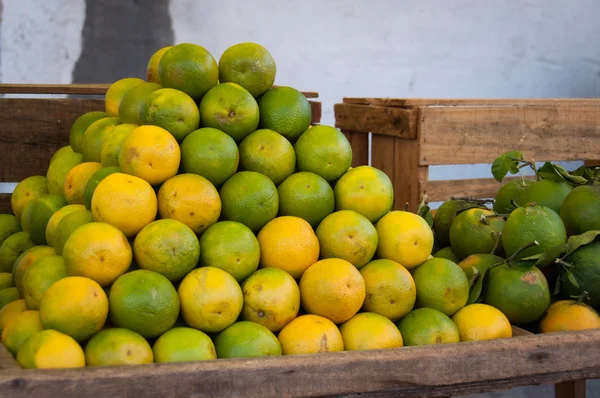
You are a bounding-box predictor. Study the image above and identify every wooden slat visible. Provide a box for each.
[309,101,322,124]
[0,98,104,182]
[342,130,369,167]
[0,343,19,370]
[0,84,319,98]
[344,97,600,107]
[0,194,12,214]
[584,160,600,167]
[511,326,533,337]
[555,380,587,398]
[334,103,418,139]
[1,330,600,398]
[418,105,600,166]
[422,176,522,202]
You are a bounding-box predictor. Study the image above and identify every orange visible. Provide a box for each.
[105,77,145,117]
[118,125,181,185]
[300,258,365,324]
[258,86,312,142]
[316,210,378,269]
[70,111,107,153]
[39,276,108,341]
[64,162,103,205]
[0,273,13,289]
[1,310,43,355]
[11,175,48,220]
[257,216,320,279]
[178,267,243,333]
[49,145,74,166]
[141,88,200,142]
[199,82,259,142]
[80,117,121,163]
[518,179,573,214]
[0,299,26,332]
[46,151,83,195]
[397,308,460,346]
[91,173,157,238]
[100,123,137,167]
[199,221,260,282]
[214,321,282,358]
[21,194,67,245]
[146,46,173,83]
[17,329,85,369]
[559,240,600,307]
[452,304,512,341]
[376,210,434,269]
[219,171,278,233]
[22,255,68,310]
[278,314,343,355]
[0,232,35,273]
[239,129,296,185]
[53,209,94,255]
[218,42,276,97]
[295,125,353,182]
[241,268,300,332]
[0,287,19,310]
[109,269,180,338]
[494,178,535,214]
[63,222,132,287]
[83,166,121,210]
[0,215,21,249]
[134,219,200,282]
[85,328,153,366]
[561,184,600,236]
[158,43,218,100]
[433,200,480,248]
[158,173,221,234]
[45,204,85,247]
[340,312,403,351]
[335,166,394,222]
[540,300,600,333]
[118,82,162,124]
[278,172,335,228]
[433,247,460,263]
[12,245,56,296]
[360,259,416,322]
[449,208,505,260]
[412,258,470,316]
[180,127,239,187]
[153,327,216,363]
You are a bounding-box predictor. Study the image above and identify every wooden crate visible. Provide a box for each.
[335,98,600,211]
[0,90,599,397]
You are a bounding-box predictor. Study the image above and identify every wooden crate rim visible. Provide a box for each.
[342,97,600,107]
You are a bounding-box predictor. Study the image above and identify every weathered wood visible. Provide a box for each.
[309,101,322,125]
[0,194,12,214]
[555,380,587,398]
[0,343,19,370]
[0,84,319,98]
[511,326,533,337]
[584,160,600,167]
[344,97,600,107]
[1,330,599,398]
[342,130,369,167]
[0,98,104,182]
[422,176,522,202]
[418,105,600,166]
[334,103,418,139]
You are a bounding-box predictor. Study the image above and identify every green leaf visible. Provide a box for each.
[538,162,567,183]
[468,265,493,304]
[491,151,523,182]
[565,230,600,256]
[533,243,568,268]
[418,205,434,228]
[553,164,589,185]
[566,270,580,289]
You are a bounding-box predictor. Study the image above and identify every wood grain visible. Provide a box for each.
[1,330,599,398]
[0,84,319,98]
[0,194,12,214]
[0,98,104,182]
[309,101,322,124]
[418,105,600,165]
[343,97,600,107]
[422,176,522,202]
[334,103,418,138]
[0,343,19,370]
[342,130,369,167]
[511,326,534,337]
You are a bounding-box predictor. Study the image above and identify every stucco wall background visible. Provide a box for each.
[0,1,598,393]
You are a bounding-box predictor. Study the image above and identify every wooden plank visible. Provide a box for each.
[418,105,600,166]
[309,101,322,124]
[343,97,600,107]
[511,326,533,337]
[422,176,522,202]
[342,130,369,167]
[0,98,104,182]
[334,103,418,139]
[1,330,600,398]
[0,343,19,370]
[555,380,587,398]
[0,84,319,98]
[584,160,600,167]
[0,194,12,214]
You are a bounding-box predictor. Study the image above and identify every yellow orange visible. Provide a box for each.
[278,314,344,355]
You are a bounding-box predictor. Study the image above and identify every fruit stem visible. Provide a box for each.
[506,240,540,265]
[509,199,520,210]
[489,231,502,254]
[577,291,590,304]
[450,196,495,205]
[555,258,574,269]
[513,157,540,181]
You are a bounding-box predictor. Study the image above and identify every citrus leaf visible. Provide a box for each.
[566,270,580,289]
[533,242,568,268]
[553,163,589,185]
[491,151,523,182]
[565,230,600,256]
[537,162,567,183]
[468,265,493,304]
[418,205,434,228]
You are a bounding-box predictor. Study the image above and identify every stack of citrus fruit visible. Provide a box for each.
[1,44,598,370]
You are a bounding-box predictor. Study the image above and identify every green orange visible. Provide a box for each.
[80,117,121,163]
[560,184,600,236]
[53,209,94,255]
[218,42,276,97]
[277,172,335,228]
[494,178,536,214]
[1,310,43,355]
[85,328,153,366]
[12,245,56,296]
[449,208,504,260]
[397,308,460,346]
[239,129,296,185]
[214,321,282,358]
[45,204,85,247]
[433,247,459,263]
[46,151,83,195]
[560,240,600,307]
[105,77,145,117]
[140,88,200,142]
[518,179,573,214]
[0,214,21,247]
[147,46,173,83]
[21,194,67,245]
[11,176,49,220]
[118,82,162,124]
[0,288,19,310]
[100,123,137,167]
[153,327,216,363]
[70,111,108,153]
[22,255,68,310]
[0,232,34,273]
[83,166,121,210]
[258,86,312,141]
[295,125,352,182]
